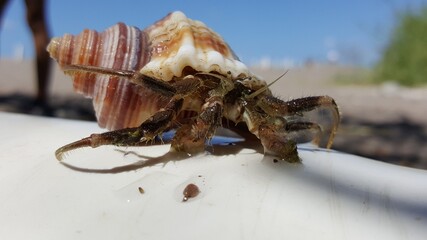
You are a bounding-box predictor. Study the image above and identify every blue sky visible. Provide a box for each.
[1,0,426,66]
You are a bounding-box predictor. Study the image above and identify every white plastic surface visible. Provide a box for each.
[0,112,426,239]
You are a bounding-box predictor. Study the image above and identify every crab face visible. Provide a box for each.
[48,11,340,162]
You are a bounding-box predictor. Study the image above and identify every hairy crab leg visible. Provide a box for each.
[171,95,224,153]
[55,127,145,160]
[55,98,184,161]
[171,75,231,153]
[239,105,321,162]
[239,106,299,163]
[258,124,300,163]
[258,95,340,148]
[254,121,321,163]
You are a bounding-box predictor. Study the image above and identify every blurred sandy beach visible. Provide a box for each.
[1,59,427,169]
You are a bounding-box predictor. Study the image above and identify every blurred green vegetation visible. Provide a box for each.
[374,6,427,86]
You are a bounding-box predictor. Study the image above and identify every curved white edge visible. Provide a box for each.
[0,112,426,240]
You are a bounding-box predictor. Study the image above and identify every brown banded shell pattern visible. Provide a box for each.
[48,23,166,130]
[47,11,253,130]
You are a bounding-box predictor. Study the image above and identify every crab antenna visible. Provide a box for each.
[62,64,136,78]
[247,70,289,99]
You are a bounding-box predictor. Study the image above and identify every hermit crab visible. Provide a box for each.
[49,11,339,163]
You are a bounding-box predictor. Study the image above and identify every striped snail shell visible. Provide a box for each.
[47,11,254,130]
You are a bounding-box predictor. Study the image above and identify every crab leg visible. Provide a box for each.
[170,75,232,153]
[258,123,300,163]
[240,106,298,162]
[55,98,183,161]
[258,95,340,148]
[171,95,224,153]
[240,102,322,163]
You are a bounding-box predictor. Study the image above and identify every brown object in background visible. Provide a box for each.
[0,0,51,105]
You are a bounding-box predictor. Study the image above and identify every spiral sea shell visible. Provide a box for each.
[48,11,254,130]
